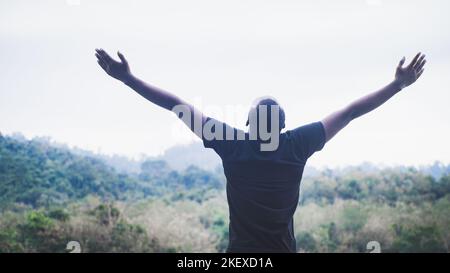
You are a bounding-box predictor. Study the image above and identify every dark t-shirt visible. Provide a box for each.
[203,120,326,253]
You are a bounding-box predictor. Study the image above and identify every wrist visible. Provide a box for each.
[392,79,405,92]
[121,73,135,85]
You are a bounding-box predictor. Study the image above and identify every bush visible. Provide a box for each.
[391,224,447,253]
[296,232,316,252]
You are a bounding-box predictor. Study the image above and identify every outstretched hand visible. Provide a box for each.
[95,48,131,83]
[395,52,426,89]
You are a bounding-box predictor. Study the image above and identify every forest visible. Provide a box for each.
[0,133,449,252]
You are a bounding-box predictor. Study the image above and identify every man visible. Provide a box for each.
[95,49,426,252]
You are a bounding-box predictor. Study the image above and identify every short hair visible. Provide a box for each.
[246,96,286,131]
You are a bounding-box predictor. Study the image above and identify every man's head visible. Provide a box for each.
[246,96,286,133]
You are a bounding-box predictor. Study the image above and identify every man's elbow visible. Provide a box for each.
[343,106,357,124]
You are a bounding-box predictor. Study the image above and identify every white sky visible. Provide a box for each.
[1,0,449,167]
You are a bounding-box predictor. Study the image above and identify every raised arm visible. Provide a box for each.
[321,52,426,142]
[95,48,206,138]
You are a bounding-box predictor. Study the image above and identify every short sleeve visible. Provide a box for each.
[290,121,326,159]
[202,117,239,159]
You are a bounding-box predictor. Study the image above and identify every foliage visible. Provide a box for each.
[0,136,223,208]
[0,134,449,252]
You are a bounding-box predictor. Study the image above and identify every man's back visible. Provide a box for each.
[203,121,326,252]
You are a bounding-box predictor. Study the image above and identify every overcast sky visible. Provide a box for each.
[1,0,449,167]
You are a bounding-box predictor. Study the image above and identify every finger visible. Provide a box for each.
[97,60,108,72]
[408,52,421,68]
[98,48,115,64]
[101,51,114,64]
[398,56,406,68]
[413,55,425,69]
[96,56,106,66]
[95,48,106,61]
[117,51,128,65]
[416,59,426,71]
[95,52,107,63]
[417,68,424,78]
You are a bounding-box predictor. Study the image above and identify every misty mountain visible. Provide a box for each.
[155,142,221,171]
[5,132,450,179]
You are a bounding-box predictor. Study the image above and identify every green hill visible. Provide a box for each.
[0,135,224,208]
[0,133,449,253]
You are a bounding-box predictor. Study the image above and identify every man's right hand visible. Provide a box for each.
[95,48,132,83]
